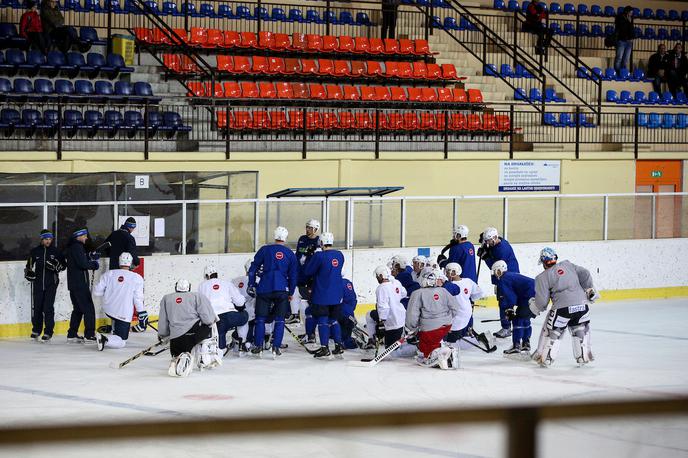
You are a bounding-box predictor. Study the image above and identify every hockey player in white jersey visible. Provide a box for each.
[199,264,248,357]
[231,259,259,355]
[365,265,407,349]
[158,279,221,377]
[530,247,597,367]
[406,268,461,369]
[411,255,428,282]
[94,252,146,351]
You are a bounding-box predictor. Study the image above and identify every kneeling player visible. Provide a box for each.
[232,259,259,355]
[365,266,406,350]
[406,268,460,369]
[94,252,146,351]
[491,260,535,357]
[530,247,597,367]
[158,279,221,377]
[339,277,361,349]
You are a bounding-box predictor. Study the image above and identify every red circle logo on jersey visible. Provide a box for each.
[117,276,124,283]
[464,288,469,295]
[213,284,220,290]
[175,297,182,304]
[469,248,474,256]
[238,282,244,288]
[395,287,400,294]
[557,268,565,276]
[331,259,339,267]
[347,283,352,290]
[275,252,284,260]
[433,293,440,301]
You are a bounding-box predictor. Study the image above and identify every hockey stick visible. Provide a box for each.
[480,319,502,323]
[459,335,497,353]
[284,324,317,355]
[112,339,168,369]
[349,332,415,367]
[144,346,169,356]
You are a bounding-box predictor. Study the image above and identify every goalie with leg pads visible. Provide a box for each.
[530,247,596,367]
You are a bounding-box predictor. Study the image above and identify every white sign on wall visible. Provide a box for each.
[499,160,561,192]
[118,215,150,247]
[134,175,149,189]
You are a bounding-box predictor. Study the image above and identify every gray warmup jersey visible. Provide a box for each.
[406,287,460,332]
[533,260,594,313]
[158,291,218,340]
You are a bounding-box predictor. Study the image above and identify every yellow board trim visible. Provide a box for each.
[1,286,687,338]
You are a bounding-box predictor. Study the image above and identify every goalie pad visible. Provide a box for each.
[416,345,460,370]
[570,323,593,364]
[194,324,222,370]
[168,352,193,377]
[535,328,563,367]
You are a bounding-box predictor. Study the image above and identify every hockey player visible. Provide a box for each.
[438,226,477,282]
[248,226,298,358]
[477,227,520,338]
[366,266,407,349]
[288,219,321,324]
[158,279,221,377]
[303,232,345,359]
[530,247,596,367]
[411,255,428,282]
[339,277,359,349]
[199,265,248,356]
[389,255,420,308]
[232,259,259,354]
[64,228,99,344]
[491,260,535,356]
[104,217,139,270]
[94,252,146,351]
[25,229,65,342]
[406,268,461,369]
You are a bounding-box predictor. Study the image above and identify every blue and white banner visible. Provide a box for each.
[498,160,561,192]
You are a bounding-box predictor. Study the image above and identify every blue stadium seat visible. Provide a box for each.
[4,48,25,73]
[636,112,647,127]
[605,90,617,103]
[254,6,269,21]
[133,81,160,103]
[661,113,675,129]
[590,25,603,37]
[460,17,477,30]
[500,63,514,77]
[63,0,82,11]
[103,53,134,77]
[1,0,22,8]
[493,0,505,9]
[549,2,560,13]
[577,66,589,79]
[0,108,20,131]
[656,9,666,20]
[105,0,124,13]
[290,8,305,22]
[563,2,574,14]
[0,77,10,96]
[444,17,459,30]
[617,90,631,104]
[562,23,575,35]
[514,88,527,100]
[604,25,615,36]
[615,68,630,81]
[631,91,645,105]
[549,22,561,35]
[356,12,371,25]
[80,27,105,48]
[20,109,43,133]
[43,110,59,131]
[33,78,54,99]
[578,113,595,128]
[591,67,603,81]
[162,1,180,15]
[603,68,616,81]
[179,2,199,16]
[339,11,355,25]
[660,91,673,105]
[559,112,574,127]
[644,27,656,40]
[123,111,144,137]
[83,0,102,12]
[506,0,519,11]
[631,68,645,82]
[75,79,94,99]
[47,51,76,76]
[430,15,441,28]
[13,78,33,98]
[432,0,449,8]
[529,87,542,101]
[217,4,234,18]
[642,8,653,19]
[147,111,163,132]
[657,28,669,41]
[484,64,498,76]
[682,11,688,22]
[67,52,92,76]
[86,52,107,74]
[514,64,533,78]
[63,110,83,137]
[55,79,75,99]
[544,113,558,126]
[162,111,191,136]
[647,113,661,128]
[82,110,103,137]
[670,29,682,41]
[675,92,688,105]
[577,4,588,15]
[676,114,688,129]
[578,24,589,36]
[324,10,339,24]
[590,4,601,16]
[602,5,614,16]
[143,1,160,14]
[668,10,679,21]
[416,0,430,6]
[114,81,133,100]
[521,1,529,12]
[647,91,660,104]
[632,8,640,18]
[95,80,114,101]
[545,87,565,102]
[271,7,286,21]
[104,110,123,136]
[23,50,45,75]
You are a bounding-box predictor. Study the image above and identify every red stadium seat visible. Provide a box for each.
[368,38,384,54]
[449,113,467,130]
[287,110,303,129]
[270,111,287,129]
[291,33,306,52]
[223,31,240,48]
[309,83,326,100]
[134,28,153,44]
[421,87,437,102]
[231,111,251,130]
[152,28,170,45]
[482,113,496,132]
[283,58,301,74]
[206,29,224,48]
[413,39,432,55]
[384,61,399,78]
[441,64,457,80]
[240,81,259,98]
[180,56,200,73]
[272,33,291,51]
[354,37,370,53]
[300,59,318,74]
[322,35,338,52]
[453,88,468,103]
[230,56,250,73]
[276,82,294,99]
[437,87,453,102]
[186,81,205,97]
[292,82,309,99]
[355,112,372,129]
[435,112,447,131]
[252,111,269,129]
[426,63,442,79]
[338,36,355,53]
[419,112,436,130]
[306,112,322,130]
[163,54,181,73]
[398,39,414,55]
[267,57,285,74]
[217,110,228,129]
[375,86,391,101]
[238,32,258,48]
[258,31,274,49]
[305,34,323,52]
[172,28,188,44]
[342,85,360,100]
[397,62,412,79]
[468,89,483,104]
[317,59,334,75]
[360,86,377,101]
[390,87,407,101]
[383,39,399,54]
[252,56,269,74]
[322,112,339,129]
[350,61,366,77]
[205,82,224,98]
[466,113,482,130]
[223,82,240,98]
[377,112,390,130]
[402,113,418,130]
[333,60,350,77]
[258,81,276,98]
[366,61,383,77]
[387,112,405,130]
[412,62,427,79]
[189,27,207,47]
[495,115,511,132]
[325,85,343,100]
[339,112,355,129]
[407,87,423,102]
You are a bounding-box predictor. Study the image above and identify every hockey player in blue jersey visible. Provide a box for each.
[491,260,535,356]
[303,232,345,359]
[339,277,359,349]
[389,255,420,308]
[288,219,321,325]
[248,226,298,358]
[477,226,521,338]
[438,225,477,283]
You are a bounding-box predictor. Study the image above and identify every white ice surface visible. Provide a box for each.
[1,298,687,458]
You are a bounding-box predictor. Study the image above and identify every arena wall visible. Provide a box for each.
[1,238,686,337]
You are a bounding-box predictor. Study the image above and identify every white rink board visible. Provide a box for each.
[0,238,687,327]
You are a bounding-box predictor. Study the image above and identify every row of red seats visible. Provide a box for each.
[217,111,510,132]
[135,28,434,56]
[212,55,459,80]
[188,81,484,104]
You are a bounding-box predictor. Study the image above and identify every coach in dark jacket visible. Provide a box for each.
[663,43,688,97]
[614,6,635,72]
[65,228,99,343]
[25,229,65,341]
[647,44,667,93]
[105,217,139,270]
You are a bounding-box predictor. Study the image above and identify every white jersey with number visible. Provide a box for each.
[93,269,145,322]
[450,278,484,331]
[198,278,246,315]
[232,275,256,320]
[375,279,407,330]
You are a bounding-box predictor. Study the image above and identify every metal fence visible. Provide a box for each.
[0,192,685,261]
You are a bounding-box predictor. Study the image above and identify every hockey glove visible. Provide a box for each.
[24,268,36,282]
[137,310,149,329]
[528,297,540,317]
[235,305,246,313]
[88,251,101,261]
[375,321,386,341]
[505,308,516,321]
[586,288,598,302]
[437,254,447,265]
[477,245,488,260]
[478,232,485,244]
[246,286,256,298]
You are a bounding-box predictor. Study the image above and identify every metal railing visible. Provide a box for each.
[0,191,685,261]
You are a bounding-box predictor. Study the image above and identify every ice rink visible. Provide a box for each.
[1,298,687,458]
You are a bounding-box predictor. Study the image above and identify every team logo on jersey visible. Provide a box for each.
[275,251,284,260]
[433,293,440,301]
[213,284,220,290]
[464,288,469,295]
[117,276,124,283]
[347,283,352,290]
[238,282,244,288]
[395,287,400,294]
[331,259,339,267]
[556,268,565,276]
[469,248,474,256]
[175,297,182,304]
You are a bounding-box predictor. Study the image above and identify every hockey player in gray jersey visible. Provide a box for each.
[158,279,221,377]
[529,247,597,367]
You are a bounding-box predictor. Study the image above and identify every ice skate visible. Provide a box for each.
[96,333,108,351]
[239,342,250,357]
[298,333,316,345]
[493,328,511,339]
[521,340,531,353]
[503,344,521,355]
[285,314,300,325]
[332,343,344,359]
[30,332,39,341]
[313,346,333,360]
[40,335,52,343]
[251,346,263,358]
[67,335,84,344]
[271,347,282,359]
[83,336,97,345]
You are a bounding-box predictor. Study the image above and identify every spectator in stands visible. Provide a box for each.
[663,42,688,97]
[614,6,635,73]
[381,0,400,40]
[523,0,553,55]
[19,0,47,54]
[41,0,76,53]
[647,44,668,94]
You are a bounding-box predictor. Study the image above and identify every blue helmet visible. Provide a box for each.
[539,247,558,266]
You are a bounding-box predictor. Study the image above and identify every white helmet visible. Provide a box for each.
[445,262,462,277]
[390,255,408,269]
[273,226,288,242]
[306,219,320,231]
[244,259,252,273]
[483,227,499,240]
[453,225,469,238]
[491,260,508,277]
[204,265,217,278]
[539,247,558,266]
[412,255,428,266]
[320,232,334,246]
[175,278,191,292]
[118,252,133,267]
[419,267,438,288]
[374,265,391,280]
